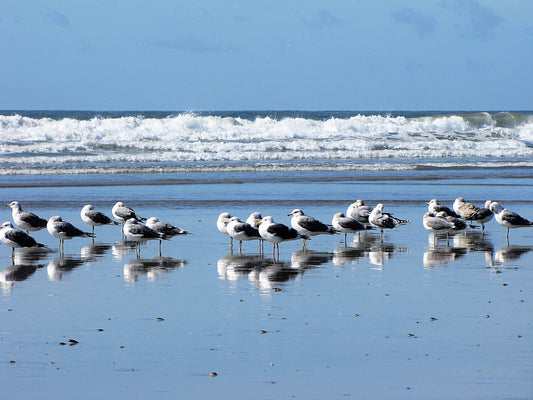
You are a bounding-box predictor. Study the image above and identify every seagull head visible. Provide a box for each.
[0,221,14,230]
[6,201,21,210]
[288,209,304,217]
[489,202,503,214]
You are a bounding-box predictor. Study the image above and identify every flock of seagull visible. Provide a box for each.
[218,198,533,258]
[0,197,531,260]
[0,201,187,258]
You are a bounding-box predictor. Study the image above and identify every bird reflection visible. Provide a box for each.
[81,243,112,262]
[47,256,86,281]
[217,250,334,290]
[0,263,41,293]
[290,250,332,270]
[13,247,50,266]
[491,245,533,267]
[217,254,268,281]
[123,257,187,282]
[423,247,459,268]
[112,240,137,260]
[332,233,407,268]
[333,246,367,266]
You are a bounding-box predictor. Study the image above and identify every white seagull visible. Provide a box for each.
[123,218,165,257]
[427,199,460,218]
[246,212,263,227]
[257,216,299,259]
[346,200,373,227]
[47,216,94,252]
[81,204,118,235]
[0,221,46,257]
[6,201,48,234]
[225,216,262,253]
[369,204,410,240]
[288,209,335,248]
[332,212,366,245]
[217,212,233,247]
[453,197,479,220]
[489,202,533,240]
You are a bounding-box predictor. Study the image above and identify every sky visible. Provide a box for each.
[1,0,532,111]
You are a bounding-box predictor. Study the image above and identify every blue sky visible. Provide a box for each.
[1,0,532,111]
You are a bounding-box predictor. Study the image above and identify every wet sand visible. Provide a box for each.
[1,171,532,399]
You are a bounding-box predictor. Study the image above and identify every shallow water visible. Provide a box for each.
[1,171,532,399]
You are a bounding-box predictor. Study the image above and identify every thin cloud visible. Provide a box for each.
[391,8,437,38]
[303,10,344,29]
[150,37,237,53]
[46,9,71,29]
[440,0,503,41]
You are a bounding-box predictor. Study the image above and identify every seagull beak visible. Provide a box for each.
[287,212,292,216]
[256,221,262,226]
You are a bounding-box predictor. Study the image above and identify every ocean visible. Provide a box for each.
[1,110,532,399]
[1,110,532,176]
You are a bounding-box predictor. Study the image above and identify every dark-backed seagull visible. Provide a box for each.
[124,218,165,257]
[0,221,46,257]
[81,204,118,235]
[369,204,410,240]
[47,216,94,252]
[6,201,48,234]
[465,200,494,233]
[112,202,146,231]
[146,217,188,255]
[489,202,533,239]
[288,209,335,248]
[332,212,366,245]
[257,216,299,258]
[225,216,261,253]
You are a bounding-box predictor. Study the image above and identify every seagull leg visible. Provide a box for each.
[344,233,347,247]
[159,240,162,258]
[239,241,242,254]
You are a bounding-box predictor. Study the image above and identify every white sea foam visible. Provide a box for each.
[1,112,532,174]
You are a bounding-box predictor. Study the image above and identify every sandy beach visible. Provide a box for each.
[1,170,532,399]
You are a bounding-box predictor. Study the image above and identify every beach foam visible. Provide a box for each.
[1,111,532,174]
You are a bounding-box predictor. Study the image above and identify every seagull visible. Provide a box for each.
[436,212,467,234]
[453,197,479,220]
[346,200,373,227]
[112,202,146,232]
[369,204,410,240]
[465,200,494,234]
[423,212,453,240]
[225,216,261,253]
[332,212,366,245]
[489,202,533,240]
[427,199,460,218]
[123,218,165,257]
[246,212,263,227]
[217,212,233,247]
[6,201,48,234]
[257,216,299,259]
[81,204,118,235]
[146,217,189,255]
[47,216,94,252]
[0,222,46,257]
[288,209,335,248]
